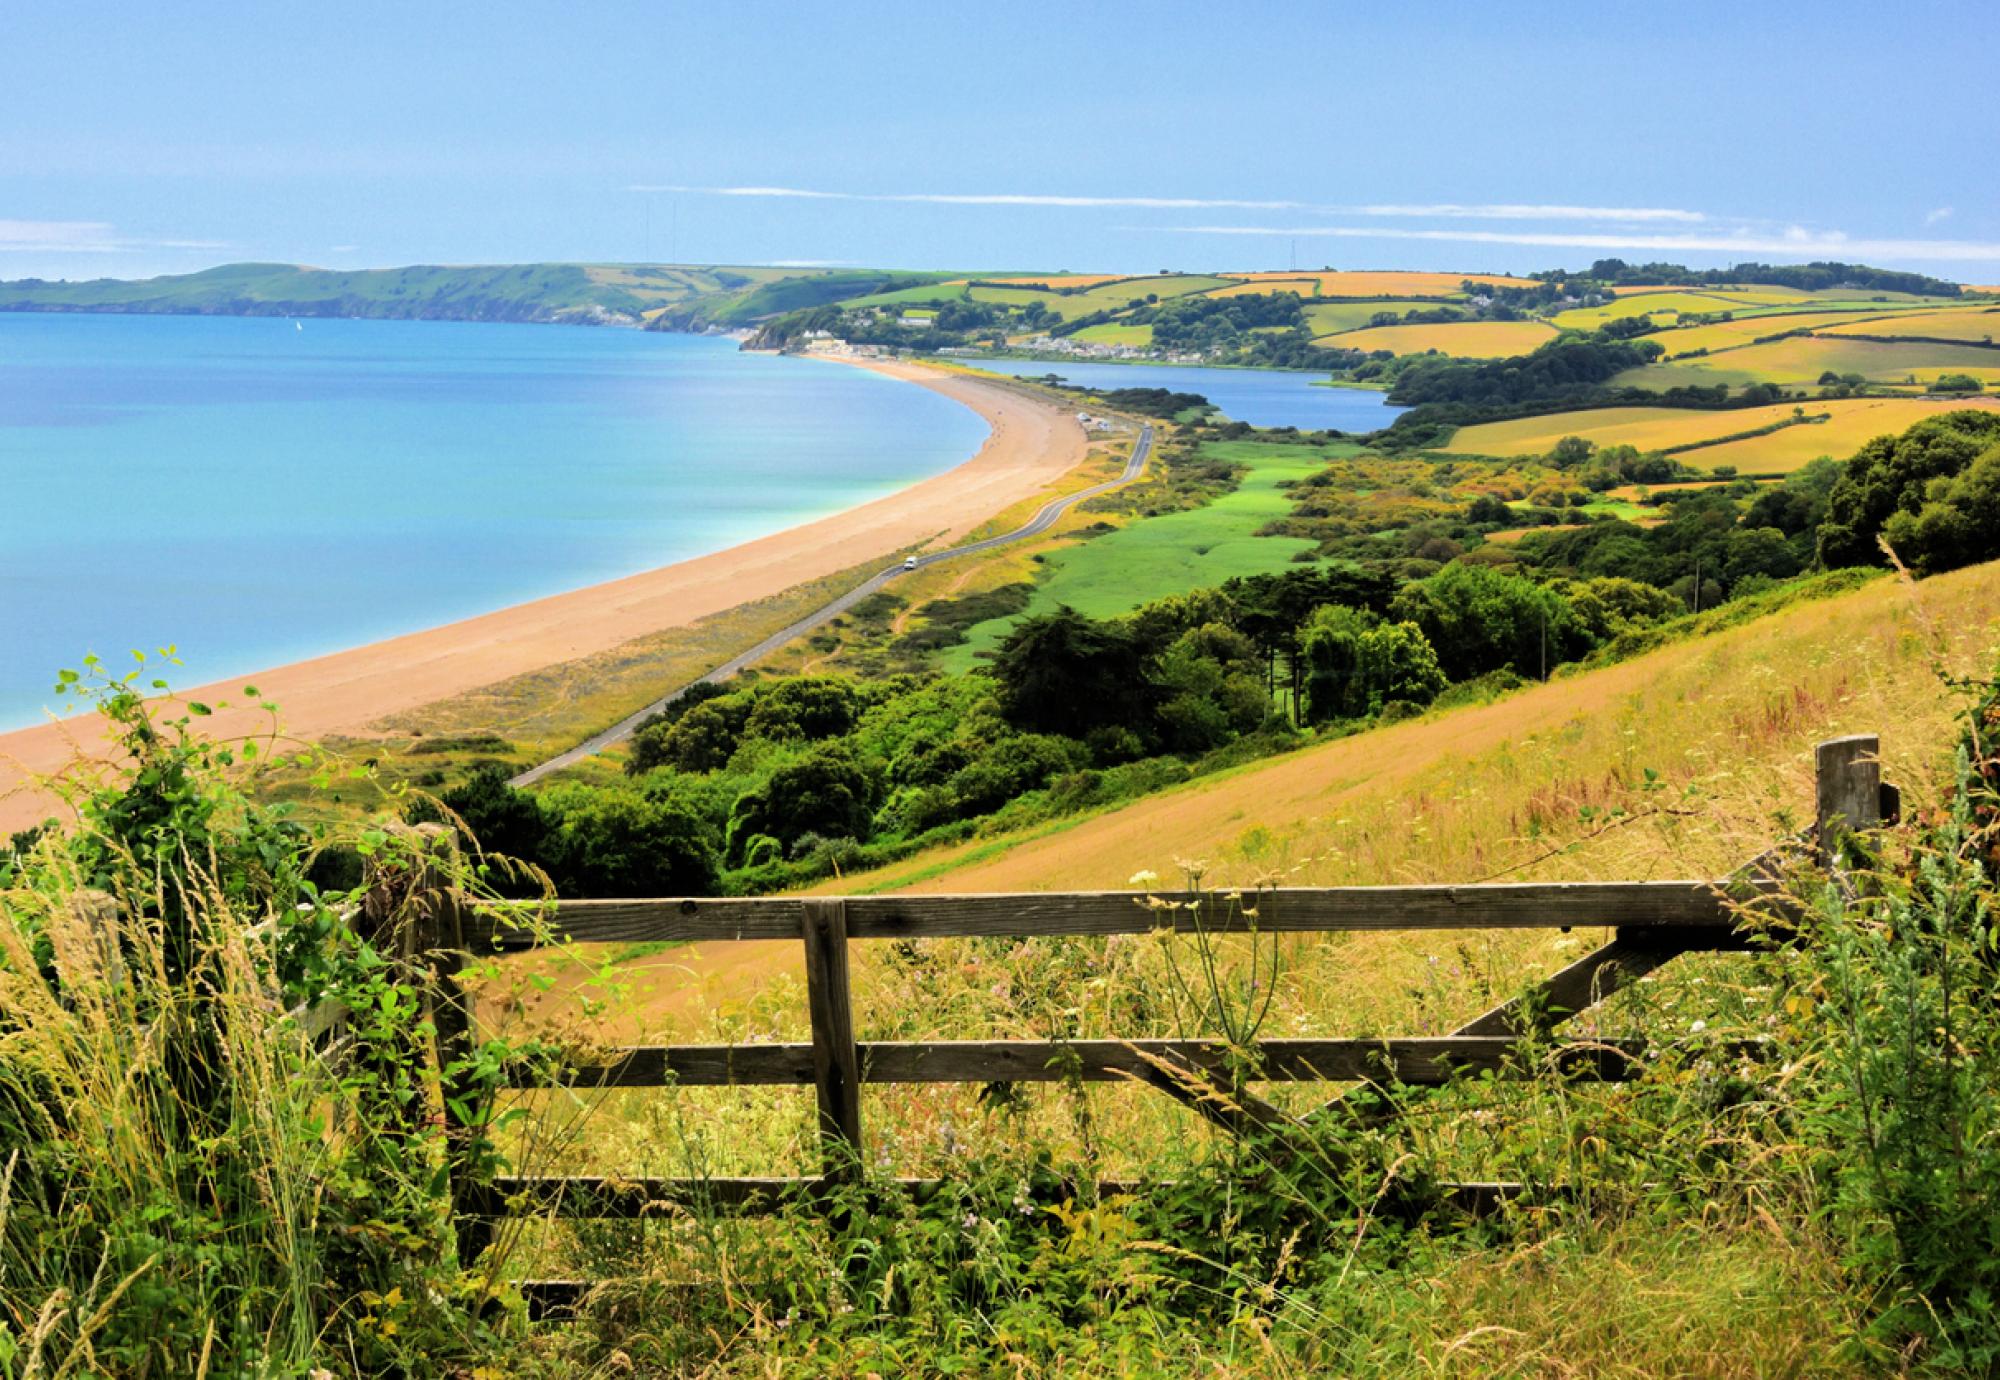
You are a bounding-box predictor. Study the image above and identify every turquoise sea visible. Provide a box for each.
[966,357,1406,431]
[0,315,989,730]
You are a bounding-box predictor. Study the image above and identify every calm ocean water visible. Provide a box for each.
[967,357,1406,430]
[0,315,989,730]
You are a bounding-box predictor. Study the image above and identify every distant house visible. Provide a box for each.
[898,314,934,328]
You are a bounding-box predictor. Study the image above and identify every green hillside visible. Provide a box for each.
[0,260,842,327]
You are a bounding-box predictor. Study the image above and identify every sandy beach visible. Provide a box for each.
[0,357,1086,832]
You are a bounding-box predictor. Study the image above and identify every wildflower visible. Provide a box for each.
[1128,869,1160,889]
[1690,1019,1708,1034]
[962,1211,980,1230]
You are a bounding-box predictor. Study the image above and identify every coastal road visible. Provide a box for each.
[510,422,1154,785]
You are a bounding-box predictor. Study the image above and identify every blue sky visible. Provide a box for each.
[4,0,1996,282]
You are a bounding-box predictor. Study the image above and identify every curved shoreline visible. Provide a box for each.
[0,359,1088,831]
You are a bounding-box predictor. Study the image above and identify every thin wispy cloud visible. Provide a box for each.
[631,185,1705,223]
[631,185,1307,211]
[1357,203,1703,223]
[1156,222,2000,263]
[0,219,229,254]
[1925,207,1955,226]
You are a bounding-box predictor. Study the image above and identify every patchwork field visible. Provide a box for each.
[1608,283,1814,301]
[1219,270,1534,297]
[1685,399,2000,472]
[1657,309,1923,356]
[1818,306,2000,342]
[1327,319,1558,357]
[1617,336,2000,389]
[1446,396,2000,469]
[1208,277,1322,299]
[980,274,1128,289]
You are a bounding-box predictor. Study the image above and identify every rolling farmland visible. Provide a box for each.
[1325,319,1558,357]
[1617,336,2000,390]
[1447,395,2000,471]
[1818,306,2000,342]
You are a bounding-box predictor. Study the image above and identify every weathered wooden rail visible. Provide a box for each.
[399,734,1892,1316]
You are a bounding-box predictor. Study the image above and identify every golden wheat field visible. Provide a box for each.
[1448,396,2000,466]
[1327,319,1558,357]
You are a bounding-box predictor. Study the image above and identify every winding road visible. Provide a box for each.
[510,422,1154,785]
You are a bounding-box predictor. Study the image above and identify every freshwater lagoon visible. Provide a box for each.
[966,357,1406,431]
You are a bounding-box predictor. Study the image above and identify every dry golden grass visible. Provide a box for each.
[853,561,2000,897]
[1482,523,1583,544]
[1448,396,2000,469]
[492,560,2000,1208]
[1328,320,1558,358]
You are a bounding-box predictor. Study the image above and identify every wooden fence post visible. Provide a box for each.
[426,862,492,1268]
[1815,734,1883,862]
[801,898,863,1188]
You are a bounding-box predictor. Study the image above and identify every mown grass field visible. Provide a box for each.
[1447,396,2000,470]
[981,274,1127,289]
[1549,290,1706,328]
[841,281,972,309]
[938,439,1336,670]
[1299,299,1439,334]
[1609,283,1812,302]
[1326,318,1558,357]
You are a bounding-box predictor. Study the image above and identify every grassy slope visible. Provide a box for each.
[850,560,2000,896]
[938,438,1328,670]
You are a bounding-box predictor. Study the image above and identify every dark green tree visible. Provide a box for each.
[991,606,1152,737]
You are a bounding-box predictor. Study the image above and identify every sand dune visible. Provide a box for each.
[0,358,1086,832]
